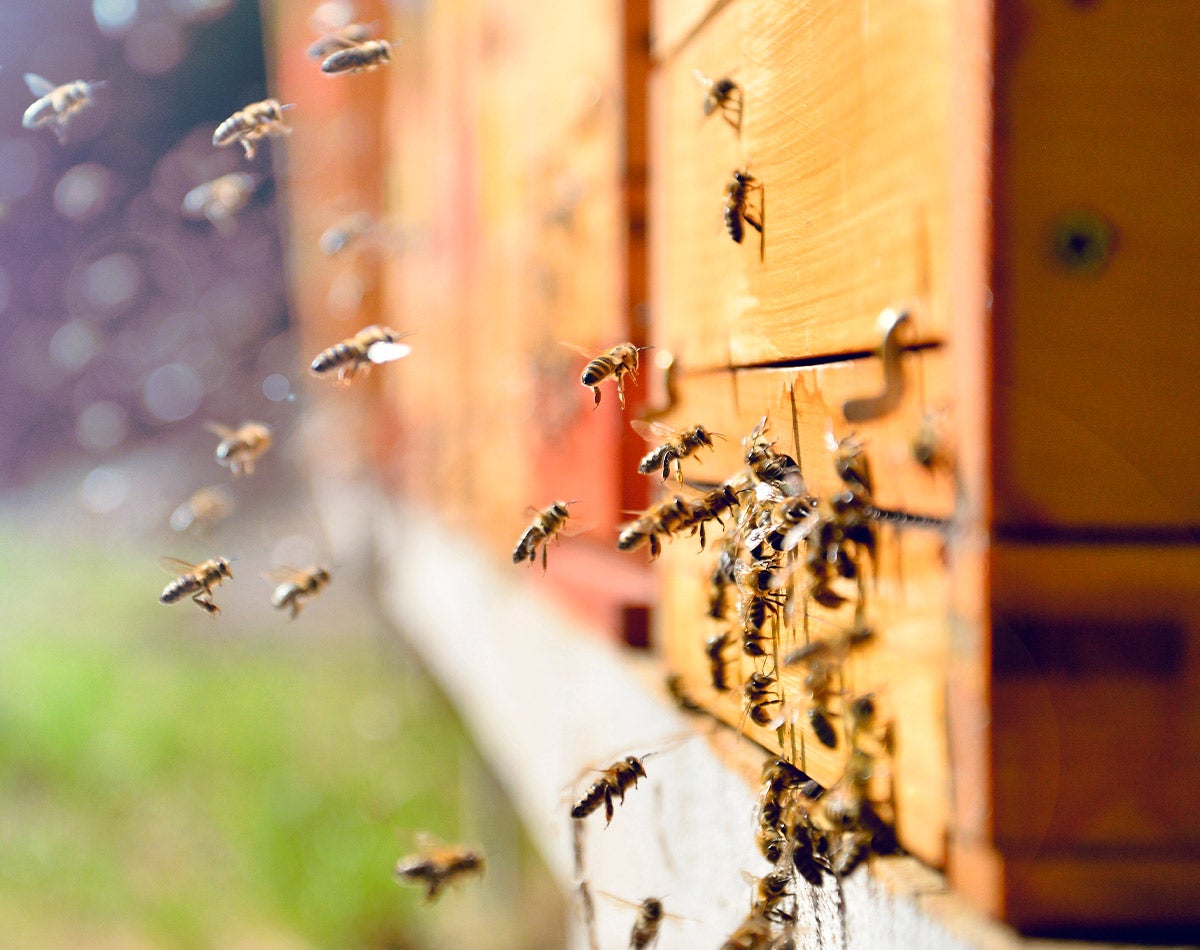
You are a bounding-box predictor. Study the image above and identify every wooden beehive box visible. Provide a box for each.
[273,0,1200,938]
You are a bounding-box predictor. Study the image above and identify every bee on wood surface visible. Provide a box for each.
[720,910,792,950]
[321,38,397,74]
[617,495,693,560]
[309,324,412,385]
[830,432,874,497]
[743,417,804,498]
[724,167,764,258]
[513,500,577,571]
[694,69,742,131]
[706,541,739,620]
[204,421,272,477]
[264,565,331,619]
[308,21,374,59]
[571,341,643,409]
[744,492,818,559]
[159,556,233,616]
[182,172,259,232]
[665,673,704,714]
[393,834,485,901]
[22,74,104,144]
[705,630,733,692]
[632,420,721,484]
[169,486,233,534]
[782,622,873,670]
[743,671,781,727]
[752,869,793,919]
[571,755,647,825]
[739,586,784,657]
[213,98,293,160]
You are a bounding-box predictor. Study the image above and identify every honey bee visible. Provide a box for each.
[705,630,733,692]
[513,500,577,570]
[182,172,259,233]
[743,492,818,558]
[706,542,739,620]
[627,897,664,949]
[752,869,792,919]
[318,211,376,255]
[393,834,485,902]
[204,421,272,477]
[574,342,643,409]
[803,662,840,749]
[678,483,742,549]
[665,673,704,714]
[743,418,804,497]
[169,486,233,534]
[213,98,293,160]
[719,911,789,950]
[739,586,784,657]
[743,671,781,727]
[321,39,397,74]
[22,74,104,144]
[632,420,721,484]
[309,324,412,385]
[617,495,693,560]
[829,432,874,496]
[159,555,233,616]
[724,168,764,258]
[693,70,742,131]
[308,22,374,59]
[571,755,648,825]
[264,565,331,619]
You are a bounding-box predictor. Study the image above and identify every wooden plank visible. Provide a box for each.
[992,0,1200,528]
[647,357,953,866]
[649,0,955,372]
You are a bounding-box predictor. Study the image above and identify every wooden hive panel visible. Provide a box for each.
[649,0,955,373]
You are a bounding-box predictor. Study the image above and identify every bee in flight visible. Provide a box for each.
[213,98,294,160]
[571,754,648,825]
[566,341,644,409]
[204,421,272,477]
[307,21,375,59]
[393,833,485,902]
[168,486,233,535]
[631,419,721,484]
[159,556,233,616]
[693,69,742,132]
[512,500,577,571]
[724,167,764,259]
[309,324,412,386]
[322,38,398,74]
[319,211,376,255]
[182,172,259,233]
[22,73,105,144]
[264,565,331,619]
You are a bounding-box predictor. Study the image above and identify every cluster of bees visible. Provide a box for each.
[21,10,486,908]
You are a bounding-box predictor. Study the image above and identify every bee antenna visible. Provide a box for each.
[279,102,297,111]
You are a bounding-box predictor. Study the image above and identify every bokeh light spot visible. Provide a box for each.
[126,20,186,75]
[143,362,202,421]
[49,320,101,370]
[262,373,290,402]
[82,252,143,311]
[80,465,130,514]
[0,139,40,203]
[94,0,138,33]
[77,401,129,450]
[55,164,114,222]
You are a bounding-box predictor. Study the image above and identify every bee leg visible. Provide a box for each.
[697,522,707,550]
[603,787,615,825]
[193,591,220,616]
[54,120,69,145]
[660,455,672,481]
[591,386,601,409]
[289,600,301,620]
[240,138,255,160]
[648,535,661,560]
[616,376,626,410]
[541,543,548,573]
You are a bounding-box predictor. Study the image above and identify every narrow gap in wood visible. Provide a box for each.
[994,524,1200,545]
[650,0,736,68]
[678,340,945,376]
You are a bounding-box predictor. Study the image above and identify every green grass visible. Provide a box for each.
[0,536,562,948]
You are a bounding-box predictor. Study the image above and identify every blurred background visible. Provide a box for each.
[0,1,566,946]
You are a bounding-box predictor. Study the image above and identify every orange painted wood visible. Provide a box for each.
[649,0,955,373]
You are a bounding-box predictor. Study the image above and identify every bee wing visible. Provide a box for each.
[630,418,675,442]
[261,565,305,585]
[159,555,199,574]
[204,421,235,439]
[366,340,412,365]
[778,511,819,552]
[24,73,55,97]
[559,341,594,359]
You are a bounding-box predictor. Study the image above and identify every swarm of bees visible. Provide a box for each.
[22,74,104,144]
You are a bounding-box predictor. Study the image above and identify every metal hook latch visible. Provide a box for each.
[842,308,911,423]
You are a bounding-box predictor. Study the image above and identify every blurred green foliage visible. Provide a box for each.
[0,536,562,948]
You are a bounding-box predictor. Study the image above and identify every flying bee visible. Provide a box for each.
[628,896,664,949]
[308,21,374,59]
[724,167,764,258]
[309,324,412,385]
[213,98,294,160]
[571,755,648,825]
[159,555,233,616]
[632,420,721,484]
[22,74,104,144]
[829,431,874,497]
[705,630,734,691]
[393,834,485,902]
[693,69,742,131]
[319,211,376,255]
[169,485,233,534]
[719,911,786,950]
[570,341,644,409]
[743,491,818,558]
[182,172,259,233]
[513,500,577,571]
[322,38,397,74]
[677,482,741,548]
[743,417,804,497]
[204,420,272,477]
[617,495,693,560]
[263,565,331,619]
